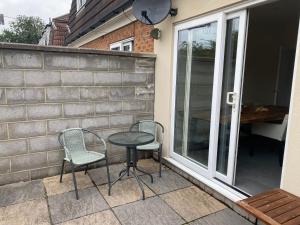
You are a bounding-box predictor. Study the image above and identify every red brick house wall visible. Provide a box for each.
[82,21,154,53]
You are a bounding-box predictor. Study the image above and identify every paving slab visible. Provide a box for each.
[88,163,126,186]
[48,187,109,224]
[160,186,226,222]
[140,169,192,194]
[98,177,155,207]
[0,199,50,225]
[188,208,253,225]
[113,196,184,225]
[136,158,167,174]
[0,180,45,207]
[43,171,93,196]
[57,210,121,225]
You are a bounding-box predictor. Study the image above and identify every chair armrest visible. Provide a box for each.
[58,132,72,160]
[82,129,107,153]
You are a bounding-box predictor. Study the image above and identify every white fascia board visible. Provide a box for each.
[68,7,136,47]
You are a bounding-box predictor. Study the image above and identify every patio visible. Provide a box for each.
[0,159,253,225]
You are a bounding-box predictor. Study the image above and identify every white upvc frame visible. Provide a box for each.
[109,37,134,52]
[214,10,248,185]
[76,0,86,12]
[170,10,248,184]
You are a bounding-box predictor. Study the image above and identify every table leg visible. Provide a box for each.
[131,166,145,200]
[135,167,153,183]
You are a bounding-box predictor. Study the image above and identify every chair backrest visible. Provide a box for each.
[279,114,289,141]
[59,128,87,159]
[131,120,164,143]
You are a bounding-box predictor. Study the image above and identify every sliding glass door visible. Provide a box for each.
[172,11,247,183]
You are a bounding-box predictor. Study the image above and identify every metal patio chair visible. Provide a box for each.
[58,128,111,199]
[130,120,164,177]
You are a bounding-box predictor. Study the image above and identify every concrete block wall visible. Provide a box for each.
[0,43,156,185]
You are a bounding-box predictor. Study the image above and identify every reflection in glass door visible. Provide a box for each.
[174,20,218,170]
[172,11,247,182]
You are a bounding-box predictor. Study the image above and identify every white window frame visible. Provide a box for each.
[110,38,134,52]
[77,0,86,12]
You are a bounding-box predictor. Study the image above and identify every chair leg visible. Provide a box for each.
[159,145,162,177]
[106,157,111,196]
[84,165,88,175]
[60,160,65,183]
[71,163,79,200]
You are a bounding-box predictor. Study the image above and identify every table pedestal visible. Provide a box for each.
[109,147,153,200]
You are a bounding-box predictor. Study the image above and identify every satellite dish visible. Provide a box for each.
[132,0,177,25]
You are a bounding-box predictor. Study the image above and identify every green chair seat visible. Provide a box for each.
[137,141,160,151]
[65,151,105,165]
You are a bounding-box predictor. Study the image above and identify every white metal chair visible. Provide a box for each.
[251,114,288,166]
[58,128,111,199]
[130,120,164,177]
[252,114,288,142]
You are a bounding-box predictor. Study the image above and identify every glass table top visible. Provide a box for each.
[108,131,154,147]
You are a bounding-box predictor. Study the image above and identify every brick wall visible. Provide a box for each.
[0,43,155,186]
[82,21,154,53]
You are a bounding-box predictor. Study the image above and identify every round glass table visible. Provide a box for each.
[108,131,154,200]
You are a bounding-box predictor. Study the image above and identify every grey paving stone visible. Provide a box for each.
[48,187,109,224]
[0,179,45,207]
[188,208,253,225]
[0,199,51,225]
[140,169,192,194]
[113,196,184,225]
[88,163,126,186]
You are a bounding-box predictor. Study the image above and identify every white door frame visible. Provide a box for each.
[170,10,248,181]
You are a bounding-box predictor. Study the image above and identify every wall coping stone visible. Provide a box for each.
[0,42,157,58]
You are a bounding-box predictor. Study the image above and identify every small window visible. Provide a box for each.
[77,0,86,11]
[110,38,134,52]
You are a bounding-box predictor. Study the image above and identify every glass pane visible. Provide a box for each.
[174,30,189,155]
[216,18,240,175]
[186,22,217,167]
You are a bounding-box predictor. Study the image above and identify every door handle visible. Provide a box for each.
[226,92,237,107]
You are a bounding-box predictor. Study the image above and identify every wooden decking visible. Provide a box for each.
[238,189,300,225]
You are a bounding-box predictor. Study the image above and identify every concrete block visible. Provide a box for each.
[146,101,154,112]
[25,71,61,86]
[3,50,42,69]
[81,117,109,130]
[47,119,80,134]
[0,139,27,157]
[61,71,93,86]
[148,73,155,84]
[100,128,124,141]
[95,101,122,114]
[0,70,24,87]
[135,113,154,122]
[123,101,147,112]
[0,124,8,140]
[78,54,109,70]
[47,150,65,166]
[80,87,108,101]
[136,85,155,99]
[122,73,148,85]
[8,121,46,138]
[46,87,80,102]
[109,56,135,71]
[0,171,29,186]
[110,115,133,128]
[6,88,45,104]
[135,58,155,73]
[0,105,26,122]
[94,72,122,86]
[27,104,62,120]
[0,89,5,104]
[30,166,61,180]
[44,53,78,70]
[109,87,135,100]
[29,135,61,153]
[64,103,94,118]
[11,152,47,172]
[0,158,10,174]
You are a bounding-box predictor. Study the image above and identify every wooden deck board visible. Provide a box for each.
[238,189,300,225]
